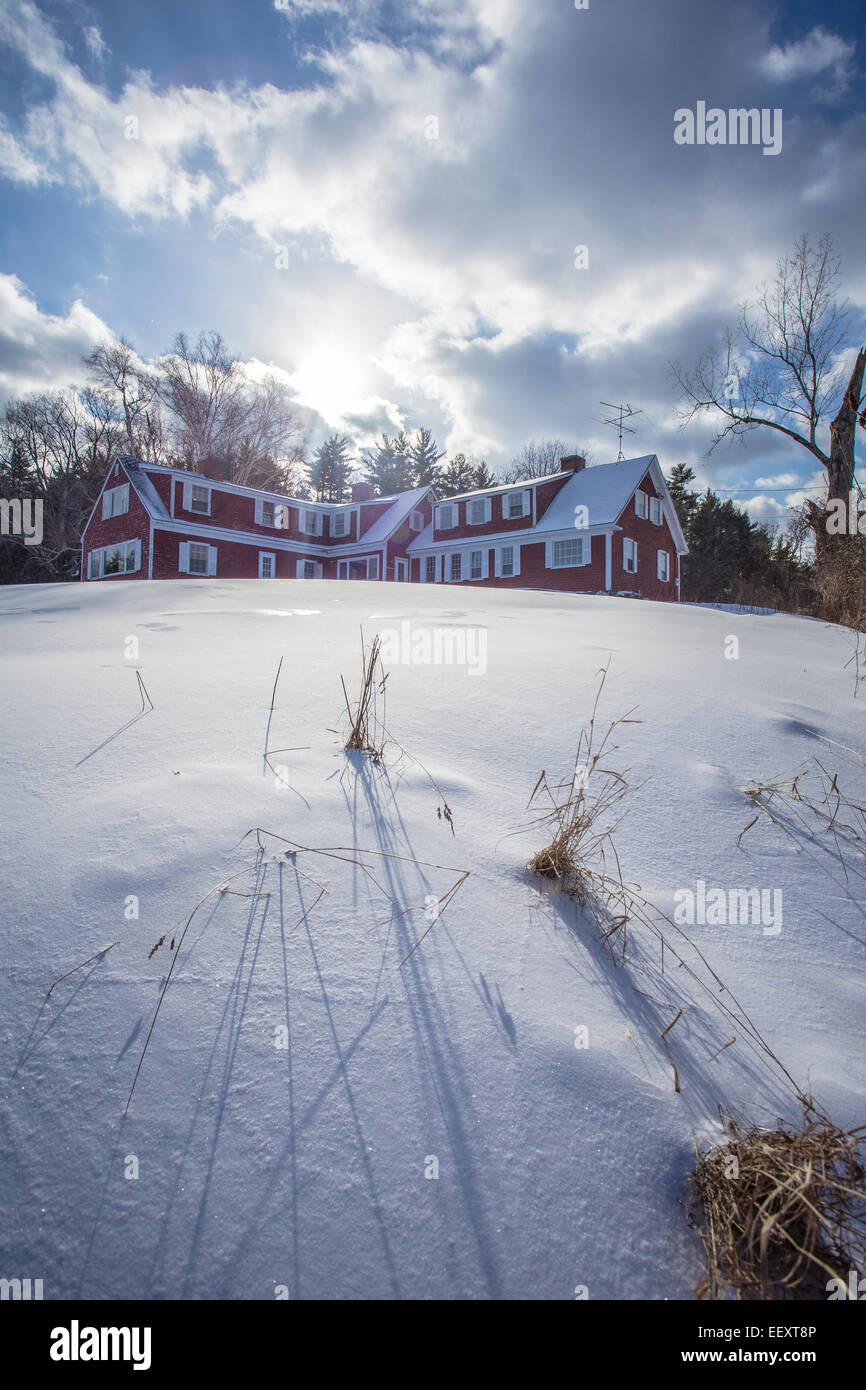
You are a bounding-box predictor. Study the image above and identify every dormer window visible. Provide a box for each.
[332,512,349,537]
[301,509,321,536]
[409,510,424,531]
[102,484,129,520]
[436,503,455,530]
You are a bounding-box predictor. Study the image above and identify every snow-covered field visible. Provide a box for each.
[1,578,863,1301]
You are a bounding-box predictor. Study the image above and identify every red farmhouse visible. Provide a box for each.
[81,452,687,598]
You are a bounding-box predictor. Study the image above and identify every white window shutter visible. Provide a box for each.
[182,481,192,511]
[101,492,110,521]
[523,489,531,518]
[207,546,217,576]
[544,540,553,568]
[254,498,262,525]
[296,559,305,578]
[179,542,189,573]
[501,495,509,520]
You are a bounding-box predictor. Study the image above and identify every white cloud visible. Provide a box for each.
[0,274,112,400]
[759,26,855,89]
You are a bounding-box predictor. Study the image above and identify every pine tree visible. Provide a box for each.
[364,433,415,495]
[409,427,444,488]
[437,453,478,497]
[666,463,699,541]
[470,460,497,490]
[310,434,353,502]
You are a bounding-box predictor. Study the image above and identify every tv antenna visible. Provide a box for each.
[598,401,643,461]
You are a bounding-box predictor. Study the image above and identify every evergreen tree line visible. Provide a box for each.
[666,463,814,609]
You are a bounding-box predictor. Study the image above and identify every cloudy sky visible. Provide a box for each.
[0,0,863,519]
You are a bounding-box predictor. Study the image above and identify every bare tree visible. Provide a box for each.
[672,233,864,504]
[502,437,592,483]
[1,389,122,579]
[85,339,162,461]
[157,331,303,484]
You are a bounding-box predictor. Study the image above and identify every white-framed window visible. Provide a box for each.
[336,555,379,580]
[181,481,211,515]
[425,554,438,583]
[468,496,491,525]
[436,503,456,530]
[256,499,278,527]
[469,549,484,580]
[650,496,662,525]
[101,483,129,520]
[449,552,463,582]
[301,508,321,536]
[657,550,670,582]
[296,558,323,578]
[548,536,586,568]
[332,511,349,537]
[504,490,529,520]
[623,538,637,574]
[409,510,425,532]
[179,540,217,576]
[259,551,276,578]
[635,488,648,520]
[88,539,140,578]
[496,544,519,578]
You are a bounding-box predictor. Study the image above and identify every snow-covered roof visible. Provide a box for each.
[535,456,658,531]
[407,457,687,554]
[438,469,569,503]
[358,486,431,544]
[121,458,171,522]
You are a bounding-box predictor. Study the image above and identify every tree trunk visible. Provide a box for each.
[827,346,865,501]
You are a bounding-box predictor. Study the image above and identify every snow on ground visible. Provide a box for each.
[0,578,863,1300]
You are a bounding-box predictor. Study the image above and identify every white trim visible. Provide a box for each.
[657,549,670,582]
[296,558,323,578]
[435,502,457,530]
[605,531,612,590]
[545,536,589,568]
[183,480,212,516]
[259,550,277,578]
[300,507,322,536]
[101,482,129,520]
[650,495,662,525]
[446,551,463,583]
[331,511,349,538]
[180,539,217,576]
[88,537,141,579]
[467,546,489,581]
[394,556,409,581]
[635,488,648,520]
[495,542,520,578]
[623,537,638,574]
[502,489,530,521]
[409,510,425,532]
[336,555,379,580]
[467,496,492,525]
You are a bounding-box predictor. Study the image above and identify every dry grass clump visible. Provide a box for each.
[690,1109,866,1300]
[738,756,866,884]
[342,629,388,760]
[526,666,640,907]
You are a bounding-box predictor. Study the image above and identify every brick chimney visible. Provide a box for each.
[351,481,375,503]
[560,454,586,472]
[198,455,229,482]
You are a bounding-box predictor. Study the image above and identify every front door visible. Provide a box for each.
[394,558,408,581]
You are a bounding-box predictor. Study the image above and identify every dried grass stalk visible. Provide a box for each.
[690,1108,866,1300]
